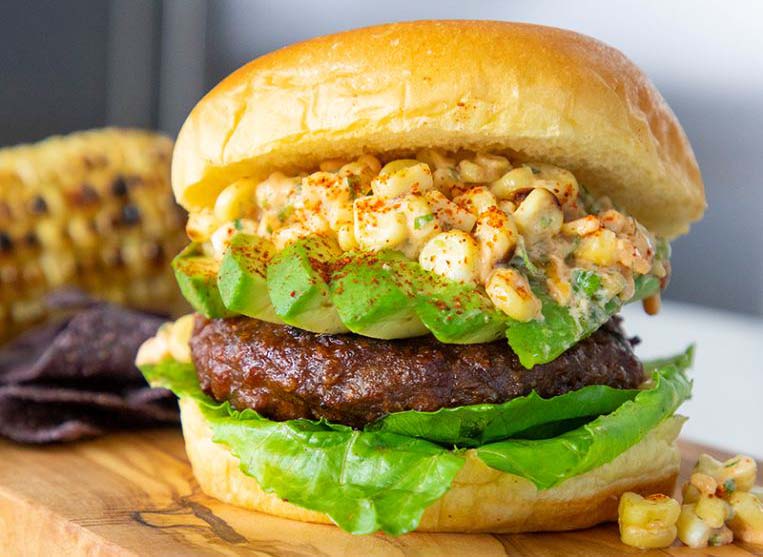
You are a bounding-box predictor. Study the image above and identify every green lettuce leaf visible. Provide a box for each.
[141,360,464,536]
[367,384,639,447]
[476,347,693,489]
[140,347,692,535]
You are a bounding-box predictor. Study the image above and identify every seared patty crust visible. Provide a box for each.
[190,316,643,428]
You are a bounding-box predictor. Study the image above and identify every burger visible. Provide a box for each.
[137,20,705,535]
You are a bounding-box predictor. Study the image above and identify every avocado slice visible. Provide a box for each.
[330,250,429,339]
[172,244,230,318]
[266,235,348,333]
[217,234,282,323]
[415,274,506,344]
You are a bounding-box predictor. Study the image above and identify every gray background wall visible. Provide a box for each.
[1,0,761,315]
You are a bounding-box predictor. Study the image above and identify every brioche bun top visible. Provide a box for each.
[172,20,704,237]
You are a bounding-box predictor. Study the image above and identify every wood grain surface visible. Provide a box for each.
[0,429,760,557]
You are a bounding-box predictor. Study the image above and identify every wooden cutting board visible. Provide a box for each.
[0,429,760,557]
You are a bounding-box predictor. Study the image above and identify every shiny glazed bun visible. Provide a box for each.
[172,20,705,237]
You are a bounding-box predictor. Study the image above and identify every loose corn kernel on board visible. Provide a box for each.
[0,430,759,557]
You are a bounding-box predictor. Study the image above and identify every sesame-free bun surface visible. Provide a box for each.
[180,398,683,533]
[173,20,704,237]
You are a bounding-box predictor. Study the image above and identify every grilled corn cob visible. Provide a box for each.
[0,128,187,340]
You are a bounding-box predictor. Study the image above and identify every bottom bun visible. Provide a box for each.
[180,398,683,533]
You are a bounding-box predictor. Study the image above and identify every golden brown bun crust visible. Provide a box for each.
[180,398,683,533]
[173,20,704,237]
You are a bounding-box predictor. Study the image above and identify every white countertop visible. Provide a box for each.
[621,301,763,458]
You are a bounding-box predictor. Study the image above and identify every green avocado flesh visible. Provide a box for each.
[173,233,668,366]
[266,235,348,333]
[217,234,282,323]
[330,250,429,339]
[172,244,230,318]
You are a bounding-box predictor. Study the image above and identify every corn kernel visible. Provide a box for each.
[186,209,218,242]
[727,491,763,544]
[490,166,534,199]
[419,230,479,284]
[373,161,433,198]
[695,495,732,528]
[426,190,476,232]
[453,186,498,217]
[513,188,563,243]
[485,268,541,322]
[561,215,600,236]
[214,178,257,222]
[474,207,518,282]
[618,492,680,549]
[416,148,454,170]
[575,229,619,266]
[354,196,407,251]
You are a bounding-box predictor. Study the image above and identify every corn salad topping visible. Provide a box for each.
[191,150,666,323]
[618,452,762,550]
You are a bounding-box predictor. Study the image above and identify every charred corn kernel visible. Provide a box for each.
[695,495,732,529]
[186,209,218,242]
[337,223,358,251]
[490,166,534,199]
[561,215,601,236]
[354,196,407,251]
[575,229,619,266]
[167,314,194,363]
[458,159,488,183]
[498,200,516,214]
[473,153,511,182]
[426,191,476,232]
[432,167,462,197]
[513,188,563,243]
[214,178,257,222]
[210,219,256,260]
[527,163,580,206]
[419,230,479,284]
[356,154,382,175]
[255,172,297,211]
[677,504,731,548]
[400,194,438,258]
[618,492,680,549]
[474,207,518,282]
[453,186,498,217]
[727,491,763,544]
[600,209,635,235]
[486,268,541,322]
[271,224,310,251]
[416,148,455,170]
[319,158,349,172]
[718,456,758,493]
[373,161,433,198]
[691,472,719,497]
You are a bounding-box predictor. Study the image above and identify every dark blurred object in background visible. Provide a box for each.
[0,294,178,443]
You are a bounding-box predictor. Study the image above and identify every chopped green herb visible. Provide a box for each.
[572,269,601,298]
[233,218,243,231]
[529,166,541,175]
[724,478,736,494]
[277,206,294,222]
[725,459,740,468]
[414,214,434,230]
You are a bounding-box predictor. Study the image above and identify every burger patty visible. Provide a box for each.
[190,316,643,429]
